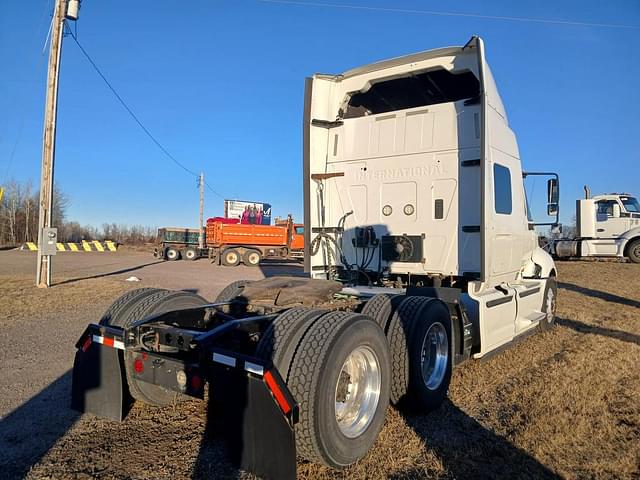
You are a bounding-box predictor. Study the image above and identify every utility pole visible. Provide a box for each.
[36,0,80,288]
[198,172,205,250]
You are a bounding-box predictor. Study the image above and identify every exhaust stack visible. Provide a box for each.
[584,185,591,199]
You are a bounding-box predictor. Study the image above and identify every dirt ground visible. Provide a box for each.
[0,250,638,479]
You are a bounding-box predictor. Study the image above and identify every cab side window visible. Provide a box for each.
[596,200,617,217]
[493,163,512,215]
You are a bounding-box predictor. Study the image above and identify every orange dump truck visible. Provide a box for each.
[155,217,304,266]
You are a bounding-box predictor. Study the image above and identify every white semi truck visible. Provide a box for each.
[550,187,640,263]
[71,36,560,479]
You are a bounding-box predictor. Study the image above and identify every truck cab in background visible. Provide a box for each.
[552,188,640,263]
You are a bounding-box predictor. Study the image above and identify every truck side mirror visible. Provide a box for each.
[547,203,558,216]
[612,203,621,218]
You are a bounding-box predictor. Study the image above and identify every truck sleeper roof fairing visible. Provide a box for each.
[312,37,508,125]
[304,36,520,285]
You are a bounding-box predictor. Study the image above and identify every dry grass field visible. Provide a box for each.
[1,253,638,479]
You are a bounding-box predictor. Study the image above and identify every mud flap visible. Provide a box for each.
[71,327,133,421]
[210,353,298,480]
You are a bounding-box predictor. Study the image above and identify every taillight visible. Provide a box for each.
[191,374,202,391]
[133,358,144,374]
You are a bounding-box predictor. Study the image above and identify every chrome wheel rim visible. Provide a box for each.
[248,253,260,264]
[226,252,238,264]
[334,345,381,438]
[186,251,195,259]
[546,287,556,323]
[420,322,448,390]
[167,249,177,259]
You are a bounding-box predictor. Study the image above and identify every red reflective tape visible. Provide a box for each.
[264,370,291,415]
[81,336,92,352]
[102,336,114,348]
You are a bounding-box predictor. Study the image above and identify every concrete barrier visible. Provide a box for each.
[21,241,119,252]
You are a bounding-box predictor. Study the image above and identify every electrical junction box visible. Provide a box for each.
[41,227,58,255]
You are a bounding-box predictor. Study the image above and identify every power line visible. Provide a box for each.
[66,25,209,180]
[206,182,225,199]
[257,0,640,30]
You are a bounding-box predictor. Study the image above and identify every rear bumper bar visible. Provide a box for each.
[71,321,298,480]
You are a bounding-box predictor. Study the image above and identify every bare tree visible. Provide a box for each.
[0,178,157,246]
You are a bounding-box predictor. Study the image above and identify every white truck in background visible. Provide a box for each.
[550,186,640,263]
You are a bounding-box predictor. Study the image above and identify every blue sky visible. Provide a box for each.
[1,0,639,229]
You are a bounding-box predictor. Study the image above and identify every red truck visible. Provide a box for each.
[154,216,304,266]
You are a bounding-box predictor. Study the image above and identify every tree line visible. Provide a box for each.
[0,179,157,246]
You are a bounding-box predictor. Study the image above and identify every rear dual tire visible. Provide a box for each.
[183,247,198,261]
[165,247,180,261]
[215,280,251,302]
[221,249,240,266]
[243,249,262,267]
[363,294,453,410]
[257,310,391,468]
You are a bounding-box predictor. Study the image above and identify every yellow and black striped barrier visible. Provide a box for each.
[22,241,119,252]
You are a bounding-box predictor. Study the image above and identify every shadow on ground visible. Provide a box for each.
[559,282,640,309]
[259,259,306,279]
[396,400,560,479]
[557,316,640,346]
[0,371,79,478]
[55,260,164,285]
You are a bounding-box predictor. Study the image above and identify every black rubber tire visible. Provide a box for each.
[386,296,439,405]
[255,308,327,382]
[538,276,558,332]
[221,249,241,266]
[215,280,252,302]
[627,239,640,263]
[404,300,453,411]
[361,293,403,330]
[119,290,209,406]
[166,247,180,261]
[242,249,262,267]
[287,311,391,468]
[99,288,165,326]
[183,247,198,261]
